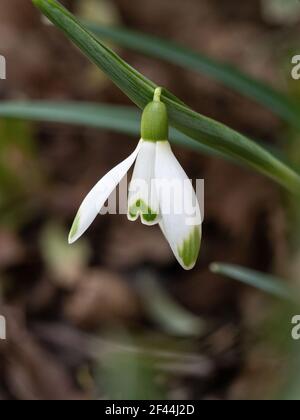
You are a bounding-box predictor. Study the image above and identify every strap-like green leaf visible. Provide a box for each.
[0,101,228,159]
[210,262,294,301]
[32,0,300,193]
[86,23,300,130]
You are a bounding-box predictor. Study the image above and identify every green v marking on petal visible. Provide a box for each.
[178,227,201,269]
[129,199,158,223]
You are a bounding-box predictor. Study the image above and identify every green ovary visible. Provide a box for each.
[178,227,201,268]
[129,199,158,223]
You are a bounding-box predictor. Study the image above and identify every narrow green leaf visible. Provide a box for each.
[86,23,300,130]
[32,0,300,193]
[210,262,295,301]
[137,273,204,337]
[0,101,228,159]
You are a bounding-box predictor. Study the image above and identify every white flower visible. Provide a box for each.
[69,89,202,270]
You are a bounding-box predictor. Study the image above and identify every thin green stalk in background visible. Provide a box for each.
[210,262,295,301]
[0,101,233,160]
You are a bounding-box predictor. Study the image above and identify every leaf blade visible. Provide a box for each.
[210,262,294,301]
[32,0,300,193]
[86,23,300,129]
[0,101,228,158]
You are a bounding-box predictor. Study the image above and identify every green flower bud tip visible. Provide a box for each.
[141,87,169,141]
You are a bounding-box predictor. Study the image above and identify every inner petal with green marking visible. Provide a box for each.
[128,199,159,224]
[127,139,160,226]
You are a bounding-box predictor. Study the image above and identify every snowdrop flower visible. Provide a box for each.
[69,88,202,269]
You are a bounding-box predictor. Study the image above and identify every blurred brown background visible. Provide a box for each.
[0,0,300,400]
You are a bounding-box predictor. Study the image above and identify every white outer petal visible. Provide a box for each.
[69,140,143,244]
[128,140,160,225]
[155,141,202,269]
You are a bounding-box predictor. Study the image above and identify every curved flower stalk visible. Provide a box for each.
[69,88,202,269]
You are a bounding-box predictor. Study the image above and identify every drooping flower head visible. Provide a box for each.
[69,88,202,269]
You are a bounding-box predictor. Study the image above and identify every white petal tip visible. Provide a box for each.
[68,213,81,245]
[179,262,197,271]
[141,218,160,227]
[127,212,159,226]
[68,236,76,245]
[180,262,197,271]
[177,226,201,270]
